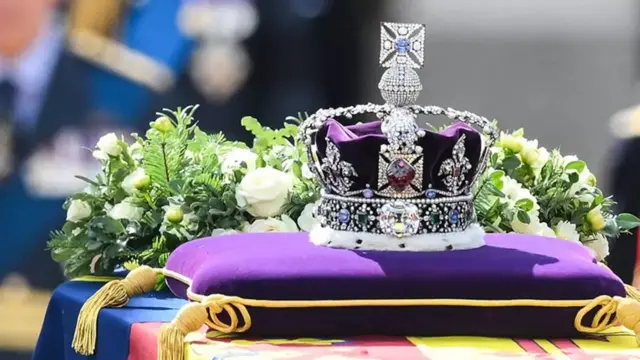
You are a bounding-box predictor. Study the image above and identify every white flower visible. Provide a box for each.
[500,175,539,215]
[510,213,554,237]
[243,215,299,233]
[520,140,549,170]
[92,150,109,161]
[297,202,320,232]
[554,221,580,243]
[66,200,92,222]
[497,132,525,153]
[108,198,144,221]
[121,168,147,195]
[583,233,610,261]
[221,148,258,173]
[236,167,293,217]
[96,133,122,157]
[211,229,239,236]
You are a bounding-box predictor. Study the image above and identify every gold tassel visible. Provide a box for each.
[72,266,158,355]
[157,302,209,360]
[615,296,640,345]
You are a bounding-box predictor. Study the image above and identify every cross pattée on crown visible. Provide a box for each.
[379,22,426,69]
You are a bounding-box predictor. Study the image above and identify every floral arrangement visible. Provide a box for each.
[49,107,639,278]
[473,128,639,260]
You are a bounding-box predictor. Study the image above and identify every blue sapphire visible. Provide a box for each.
[363,188,374,199]
[449,210,459,224]
[425,190,437,199]
[338,209,350,224]
[395,39,410,53]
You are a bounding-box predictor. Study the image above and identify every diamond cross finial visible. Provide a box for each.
[379,22,426,69]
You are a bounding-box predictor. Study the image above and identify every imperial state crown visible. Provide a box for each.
[299,22,499,252]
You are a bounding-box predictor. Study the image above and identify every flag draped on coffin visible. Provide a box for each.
[33,279,640,360]
[32,280,185,360]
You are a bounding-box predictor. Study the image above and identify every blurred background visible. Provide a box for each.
[0,0,639,358]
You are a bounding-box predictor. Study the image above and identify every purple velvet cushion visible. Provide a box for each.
[165,232,625,338]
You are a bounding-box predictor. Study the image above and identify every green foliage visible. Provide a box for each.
[48,108,319,280]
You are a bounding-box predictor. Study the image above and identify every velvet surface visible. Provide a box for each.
[316,120,483,193]
[165,232,625,338]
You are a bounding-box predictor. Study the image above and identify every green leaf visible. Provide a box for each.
[540,161,553,180]
[485,182,505,197]
[565,160,586,173]
[616,213,640,230]
[75,175,100,187]
[502,155,521,172]
[568,172,579,184]
[515,198,534,212]
[516,210,530,224]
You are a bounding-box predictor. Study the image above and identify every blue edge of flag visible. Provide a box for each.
[33,277,187,360]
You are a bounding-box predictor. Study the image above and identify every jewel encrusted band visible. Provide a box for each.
[316,192,475,238]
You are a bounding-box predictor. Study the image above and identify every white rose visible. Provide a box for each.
[243,215,299,233]
[554,221,580,243]
[236,167,293,217]
[221,148,258,173]
[92,150,109,161]
[297,202,320,232]
[66,200,92,222]
[109,199,144,221]
[121,168,147,195]
[536,222,556,237]
[583,233,610,261]
[520,140,549,170]
[211,229,240,236]
[96,133,122,157]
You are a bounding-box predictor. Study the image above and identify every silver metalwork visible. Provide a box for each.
[320,140,358,195]
[438,134,472,195]
[379,22,426,69]
[296,21,499,239]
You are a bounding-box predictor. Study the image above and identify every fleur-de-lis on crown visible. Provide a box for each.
[320,141,358,194]
[438,135,472,194]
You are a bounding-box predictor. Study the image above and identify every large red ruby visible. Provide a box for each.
[386,159,416,192]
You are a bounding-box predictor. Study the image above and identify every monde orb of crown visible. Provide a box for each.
[378,66,422,107]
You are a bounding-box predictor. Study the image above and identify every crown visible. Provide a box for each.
[299,22,499,252]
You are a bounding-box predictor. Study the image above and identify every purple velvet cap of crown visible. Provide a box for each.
[316,120,483,195]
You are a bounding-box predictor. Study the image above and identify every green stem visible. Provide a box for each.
[144,193,156,209]
[160,142,170,184]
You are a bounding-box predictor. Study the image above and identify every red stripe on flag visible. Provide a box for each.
[551,339,592,360]
[514,339,547,354]
[128,323,162,360]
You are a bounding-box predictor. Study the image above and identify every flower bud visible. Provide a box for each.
[166,208,184,224]
[151,117,174,133]
[520,147,540,166]
[133,175,151,190]
[497,134,524,153]
[586,206,606,231]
